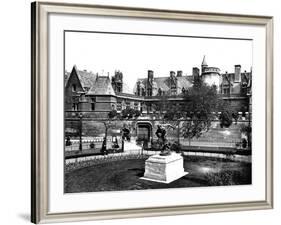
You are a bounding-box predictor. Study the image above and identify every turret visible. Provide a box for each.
[111,70,123,93]
[200,56,221,92]
[147,70,154,96]
[201,55,208,73]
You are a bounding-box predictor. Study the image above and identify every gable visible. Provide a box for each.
[65,67,84,92]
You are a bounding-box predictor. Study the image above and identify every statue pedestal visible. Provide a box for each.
[141,152,188,183]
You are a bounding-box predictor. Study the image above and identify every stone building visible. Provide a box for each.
[65,66,143,118]
[64,57,252,148]
[65,56,252,117]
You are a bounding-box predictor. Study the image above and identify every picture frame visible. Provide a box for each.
[31,1,273,224]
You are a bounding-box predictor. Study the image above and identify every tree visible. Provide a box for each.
[121,108,141,119]
[134,109,141,118]
[240,124,252,149]
[217,99,234,128]
[108,109,117,119]
[163,79,231,146]
[219,111,233,128]
[179,81,219,145]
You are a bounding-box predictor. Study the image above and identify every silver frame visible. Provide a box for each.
[31,1,274,223]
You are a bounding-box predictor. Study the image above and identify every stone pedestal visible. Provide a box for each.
[141,152,188,183]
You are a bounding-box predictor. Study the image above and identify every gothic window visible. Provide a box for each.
[72,103,78,111]
[223,88,230,94]
[158,88,162,96]
[134,103,139,110]
[241,82,248,95]
[117,102,122,111]
[147,104,151,112]
[72,84,76,92]
[126,102,130,109]
[117,85,122,93]
[171,88,177,95]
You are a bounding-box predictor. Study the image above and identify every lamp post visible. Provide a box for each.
[103,121,112,154]
[78,112,83,151]
[177,121,180,145]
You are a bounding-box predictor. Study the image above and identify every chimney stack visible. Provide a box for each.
[192,67,199,77]
[177,70,183,77]
[170,71,176,77]
[234,65,241,82]
[147,70,154,80]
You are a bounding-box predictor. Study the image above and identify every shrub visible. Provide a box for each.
[108,110,117,119]
[134,109,141,118]
[66,136,72,146]
[241,138,247,148]
[219,111,233,128]
[89,142,95,149]
[170,141,181,153]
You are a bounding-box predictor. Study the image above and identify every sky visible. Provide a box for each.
[65,31,252,92]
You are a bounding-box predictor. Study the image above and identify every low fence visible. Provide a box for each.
[182,151,251,163]
[65,150,155,173]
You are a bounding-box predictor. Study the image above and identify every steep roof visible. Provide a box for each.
[122,82,133,94]
[136,76,193,92]
[67,65,97,90]
[75,69,97,89]
[202,55,208,66]
[177,76,194,89]
[87,76,116,95]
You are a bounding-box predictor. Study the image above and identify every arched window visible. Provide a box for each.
[72,84,76,92]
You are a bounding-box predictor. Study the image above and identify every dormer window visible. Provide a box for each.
[72,84,77,92]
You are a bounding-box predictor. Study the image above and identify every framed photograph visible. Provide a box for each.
[31,1,273,223]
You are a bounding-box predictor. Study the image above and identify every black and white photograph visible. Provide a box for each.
[64,31,252,193]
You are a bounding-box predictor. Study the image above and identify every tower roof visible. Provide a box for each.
[87,76,115,95]
[202,55,208,67]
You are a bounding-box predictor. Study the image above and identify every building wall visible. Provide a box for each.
[65,72,85,111]
[223,97,250,112]
[92,95,117,112]
[202,73,221,92]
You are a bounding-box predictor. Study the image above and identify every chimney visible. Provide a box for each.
[192,67,199,78]
[147,70,154,83]
[148,70,154,77]
[234,65,241,82]
[177,70,183,77]
[170,71,176,78]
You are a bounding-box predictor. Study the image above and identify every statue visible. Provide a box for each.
[155,125,171,156]
[101,137,108,155]
[65,136,72,146]
[121,124,131,141]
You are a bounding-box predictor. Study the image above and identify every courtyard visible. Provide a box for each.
[64,155,251,193]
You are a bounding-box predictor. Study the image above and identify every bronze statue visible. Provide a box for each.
[121,124,131,141]
[155,125,171,156]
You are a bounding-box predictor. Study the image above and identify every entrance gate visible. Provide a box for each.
[136,122,152,149]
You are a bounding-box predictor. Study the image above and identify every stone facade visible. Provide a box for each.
[65,56,252,117]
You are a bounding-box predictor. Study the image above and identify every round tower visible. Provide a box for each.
[200,56,221,92]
